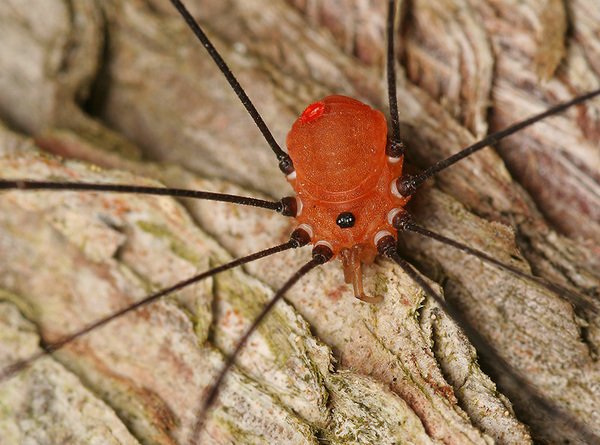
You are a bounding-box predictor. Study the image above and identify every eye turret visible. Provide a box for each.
[336,212,355,228]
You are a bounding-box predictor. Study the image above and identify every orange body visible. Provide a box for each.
[287,95,409,301]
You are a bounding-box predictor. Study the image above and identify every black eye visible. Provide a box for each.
[336,212,355,228]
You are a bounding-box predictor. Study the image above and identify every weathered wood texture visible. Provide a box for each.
[0,1,599,444]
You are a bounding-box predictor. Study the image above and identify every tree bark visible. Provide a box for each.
[0,1,598,444]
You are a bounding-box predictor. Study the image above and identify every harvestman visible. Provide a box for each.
[0,0,599,443]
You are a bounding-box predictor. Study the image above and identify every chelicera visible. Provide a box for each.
[0,0,599,444]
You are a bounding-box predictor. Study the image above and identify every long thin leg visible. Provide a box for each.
[376,237,600,445]
[396,216,598,315]
[0,179,297,214]
[386,0,404,158]
[396,88,600,195]
[0,230,311,382]
[189,246,332,445]
[168,0,294,175]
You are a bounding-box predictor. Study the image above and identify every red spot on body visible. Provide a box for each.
[299,101,326,123]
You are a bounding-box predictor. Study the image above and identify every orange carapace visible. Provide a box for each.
[287,95,410,302]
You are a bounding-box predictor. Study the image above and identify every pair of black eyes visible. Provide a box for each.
[336,212,355,228]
